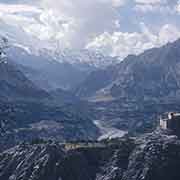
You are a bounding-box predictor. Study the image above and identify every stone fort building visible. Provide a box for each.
[160,112,180,136]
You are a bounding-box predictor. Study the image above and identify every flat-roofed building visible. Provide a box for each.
[160,112,180,136]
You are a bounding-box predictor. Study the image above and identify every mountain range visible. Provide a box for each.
[1,36,180,180]
[6,45,118,91]
[2,37,180,138]
[76,39,180,101]
[2,38,180,140]
[75,39,180,135]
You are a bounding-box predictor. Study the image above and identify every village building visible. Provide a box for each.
[160,112,180,136]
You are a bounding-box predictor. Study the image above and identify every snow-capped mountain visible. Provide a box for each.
[10,44,119,69]
[53,48,119,69]
[6,42,119,91]
[6,45,90,91]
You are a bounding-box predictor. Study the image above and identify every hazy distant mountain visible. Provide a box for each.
[75,66,117,98]
[6,46,87,91]
[6,45,118,91]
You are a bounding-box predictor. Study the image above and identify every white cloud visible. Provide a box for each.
[135,0,166,5]
[134,4,172,13]
[175,0,180,13]
[0,0,128,50]
[0,0,179,60]
[158,24,180,44]
[0,2,75,48]
[0,3,41,13]
[86,31,155,59]
[86,24,180,59]
[0,3,56,50]
[100,0,127,7]
[38,0,126,48]
[134,0,177,13]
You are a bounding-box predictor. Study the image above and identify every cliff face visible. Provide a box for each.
[122,132,180,180]
[1,131,180,180]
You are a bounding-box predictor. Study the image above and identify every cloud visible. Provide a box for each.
[134,0,178,13]
[0,0,128,50]
[158,24,180,44]
[0,0,179,60]
[0,2,55,50]
[0,2,72,48]
[86,24,180,59]
[0,4,41,37]
[101,0,127,7]
[175,0,180,13]
[135,0,165,5]
[134,4,171,13]
[0,3,41,13]
[38,0,127,48]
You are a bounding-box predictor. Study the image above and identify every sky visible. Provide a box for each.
[0,0,180,59]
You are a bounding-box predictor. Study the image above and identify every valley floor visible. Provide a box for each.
[93,120,127,140]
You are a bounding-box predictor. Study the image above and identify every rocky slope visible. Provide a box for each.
[0,101,99,152]
[110,39,180,100]
[0,58,48,101]
[75,66,117,98]
[0,131,180,180]
[0,136,134,180]
[122,132,180,180]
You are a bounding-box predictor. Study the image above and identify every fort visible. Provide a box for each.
[160,112,180,136]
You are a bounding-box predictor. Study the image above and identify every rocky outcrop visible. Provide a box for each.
[0,137,134,180]
[122,132,180,180]
[0,143,66,180]
[1,131,180,180]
